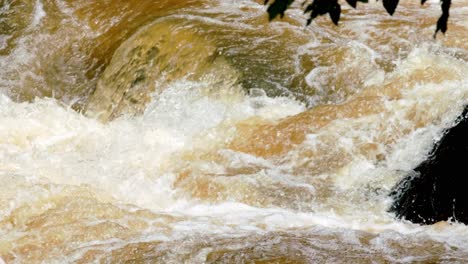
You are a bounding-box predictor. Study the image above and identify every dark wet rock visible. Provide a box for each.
[390,105,468,225]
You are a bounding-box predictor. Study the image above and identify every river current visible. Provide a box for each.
[0,0,467,263]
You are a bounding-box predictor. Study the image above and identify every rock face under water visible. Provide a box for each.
[390,105,468,225]
[85,19,240,122]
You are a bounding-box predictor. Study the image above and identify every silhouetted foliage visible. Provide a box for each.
[264,0,451,37]
[434,0,451,37]
[266,0,294,19]
[383,0,399,15]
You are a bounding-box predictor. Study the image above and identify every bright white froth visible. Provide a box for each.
[0,80,305,211]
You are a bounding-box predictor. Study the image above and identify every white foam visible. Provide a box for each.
[0,81,304,211]
[1,1,468,259]
[31,0,46,28]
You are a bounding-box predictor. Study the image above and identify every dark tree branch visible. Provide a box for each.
[265,0,451,37]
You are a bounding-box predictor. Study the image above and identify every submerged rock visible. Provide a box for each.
[85,18,240,122]
[390,105,468,225]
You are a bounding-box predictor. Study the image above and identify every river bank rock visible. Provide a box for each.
[390,105,468,225]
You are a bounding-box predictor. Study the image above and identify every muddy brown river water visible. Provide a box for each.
[0,0,467,263]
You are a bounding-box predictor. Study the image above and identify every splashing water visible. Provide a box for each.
[0,0,467,262]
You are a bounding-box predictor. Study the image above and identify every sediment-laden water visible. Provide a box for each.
[0,0,467,262]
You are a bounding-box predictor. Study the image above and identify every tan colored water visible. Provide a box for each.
[0,0,467,263]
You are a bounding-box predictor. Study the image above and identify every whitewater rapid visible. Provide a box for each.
[1,0,468,262]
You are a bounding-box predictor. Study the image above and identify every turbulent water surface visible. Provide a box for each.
[0,0,468,263]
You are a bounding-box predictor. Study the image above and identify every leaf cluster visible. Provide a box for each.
[264,0,451,37]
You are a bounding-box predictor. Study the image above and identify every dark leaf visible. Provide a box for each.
[383,0,399,15]
[329,3,341,25]
[434,0,451,37]
[346,0,357,8]
[435,13,449,34]
[304,0,333,15]
[304,0,340,25]
[266,0,295,20]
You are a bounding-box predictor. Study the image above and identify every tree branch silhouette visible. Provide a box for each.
[264,0,451,38]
